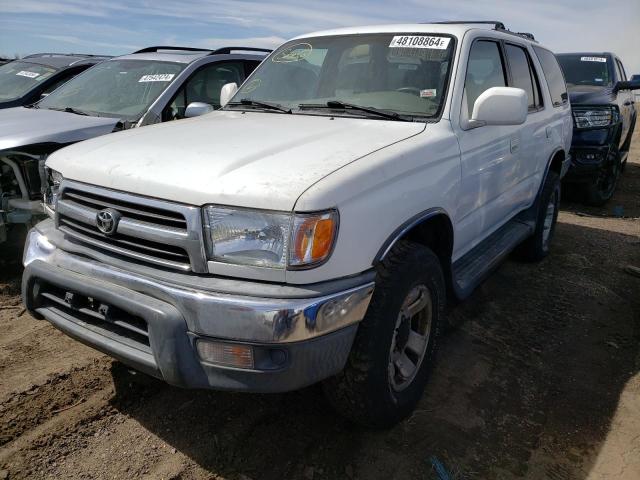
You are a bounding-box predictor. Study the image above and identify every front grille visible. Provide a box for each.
[55,182,205,272]
[63,189,187,229]
[59,216,191,265]
[38,281,151,352]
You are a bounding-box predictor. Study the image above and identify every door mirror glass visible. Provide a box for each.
[220,82,238,107]
[470,87,528,126]
[184,101,214,118]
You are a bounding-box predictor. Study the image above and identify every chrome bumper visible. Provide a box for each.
[23,227,374,344]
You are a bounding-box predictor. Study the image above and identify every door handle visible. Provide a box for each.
[624,101,632,106]
[510,136,520,153]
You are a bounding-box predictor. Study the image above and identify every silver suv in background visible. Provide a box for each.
[0,53,111,110]
[0,46,270,245]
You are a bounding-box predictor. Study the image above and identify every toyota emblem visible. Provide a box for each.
[96,208,121,236]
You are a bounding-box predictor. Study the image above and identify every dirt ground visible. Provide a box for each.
[0,133,639,480]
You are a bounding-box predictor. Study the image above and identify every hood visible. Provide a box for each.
[566,85,615,105]
[0,107,120,151]
[48,110,425,211]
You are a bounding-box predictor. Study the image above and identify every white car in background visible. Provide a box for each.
[24,21,571,427]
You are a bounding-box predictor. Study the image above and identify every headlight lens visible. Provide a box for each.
[44,168,63,213]
[572,107,617,129]
[203,206,338,269]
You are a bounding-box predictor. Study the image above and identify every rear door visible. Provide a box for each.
[503,42,549,203]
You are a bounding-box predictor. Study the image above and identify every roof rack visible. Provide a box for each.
[210,47,272,55]
[434,20,506,29]
[23,53,112,59]
[132,46,212,54]
[432,20,537,42]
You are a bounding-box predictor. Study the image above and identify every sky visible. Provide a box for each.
[1,0,639,74]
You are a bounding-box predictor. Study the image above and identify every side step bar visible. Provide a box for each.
[452,218,534,300]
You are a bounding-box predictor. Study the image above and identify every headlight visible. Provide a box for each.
[44,168,63,214]
[572,107,618,129]
[203,206,338,269]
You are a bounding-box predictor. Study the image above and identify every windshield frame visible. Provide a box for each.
[556,53,614,88]
[36,58,186,121]
[0,60,61,102]
[225,32,458,122]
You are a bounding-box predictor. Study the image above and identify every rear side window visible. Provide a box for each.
[533,47,568,107]
[505,44,542,110]
[464,40,506,115]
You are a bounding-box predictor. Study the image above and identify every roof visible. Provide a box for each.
[292,22,539,45]
[19,53,111,69]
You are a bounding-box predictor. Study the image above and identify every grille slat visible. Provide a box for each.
[64,190,187,228]
[56,183,204,272]
[60,217,190,260]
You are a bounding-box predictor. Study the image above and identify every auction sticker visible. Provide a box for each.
[389,36,450,49]
[138,74,175,82]
[16,71,40,78]
[272,43,313,63]
[420,89,437,98]
[581,57,606,62]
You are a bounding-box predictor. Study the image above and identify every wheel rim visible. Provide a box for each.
[388,285,432,392]
[542,189,557,248]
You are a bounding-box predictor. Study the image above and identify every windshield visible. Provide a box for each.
[0,61,59,101]
[556,54,613,87]
[230,33,455,120]
[38,59,185,120]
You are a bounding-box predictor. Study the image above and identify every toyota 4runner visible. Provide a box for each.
[23,21,572,427]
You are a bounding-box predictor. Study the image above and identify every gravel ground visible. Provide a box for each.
[0,132,638,480]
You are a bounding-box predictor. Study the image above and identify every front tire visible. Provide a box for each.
[584,148,621,206]
[322,241,445,428]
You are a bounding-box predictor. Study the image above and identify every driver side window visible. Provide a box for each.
[464,40,507,117]
[163,62,244,121]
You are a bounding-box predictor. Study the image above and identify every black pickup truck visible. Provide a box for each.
[556,52,639,205]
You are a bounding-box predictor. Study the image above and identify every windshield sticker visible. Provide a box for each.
[16,71,40,79]
[595,78,603,82]
[272,43,313,63]
[581,56,606,62]
[389,36,450,49]
[242,78,262,94]
[420,89,437,98]
[138,74,175,83]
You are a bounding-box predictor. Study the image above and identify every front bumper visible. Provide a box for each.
[22,224,374,392]
[564,125,617,182]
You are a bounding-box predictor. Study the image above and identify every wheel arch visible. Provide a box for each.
[374,208,454,272]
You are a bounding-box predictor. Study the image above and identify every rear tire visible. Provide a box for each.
[516,170,560,262]
[322,241,445,428]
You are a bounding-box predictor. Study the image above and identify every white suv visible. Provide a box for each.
[23,22,572,427]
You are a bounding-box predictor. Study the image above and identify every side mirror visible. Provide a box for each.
[471,87,528,127]
[220,82,238,107]
[184,102,214,118]
[614,76,640,92]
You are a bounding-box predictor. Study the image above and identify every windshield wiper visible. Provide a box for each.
[47,106,93,116]
[298,100,411,121]
[227,98,292,114]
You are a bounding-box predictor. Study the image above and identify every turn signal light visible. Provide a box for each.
[196,340,254,369]
[289,211,338,268]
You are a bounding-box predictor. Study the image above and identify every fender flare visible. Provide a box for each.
[373,207,452,264]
